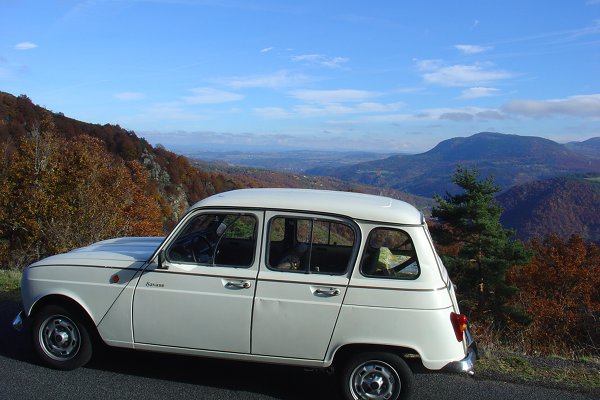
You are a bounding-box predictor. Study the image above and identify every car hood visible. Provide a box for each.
[30,237,165,269]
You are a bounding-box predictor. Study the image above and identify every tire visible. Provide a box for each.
[341,351,414,400]
[31,304,93,370]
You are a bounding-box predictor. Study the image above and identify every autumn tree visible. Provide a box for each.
[431,167,531,327]
[0,113,163,269]
[510,235,600,355]
[0,114,63,265]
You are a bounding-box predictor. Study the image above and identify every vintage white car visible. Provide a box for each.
[14,188,476,400]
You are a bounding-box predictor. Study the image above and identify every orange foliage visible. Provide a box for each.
[0,114,163,269]
[509,234,600,354]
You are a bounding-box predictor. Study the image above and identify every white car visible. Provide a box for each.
[14,188,476,400]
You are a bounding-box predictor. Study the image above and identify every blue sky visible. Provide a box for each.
[1,0,600,153]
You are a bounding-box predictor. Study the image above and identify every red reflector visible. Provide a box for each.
[450,312,468,342]
[111,274,120,284]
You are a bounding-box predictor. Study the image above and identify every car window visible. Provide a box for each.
[166,212,257,267]
[268,216,356,275]
[360,228,420,279]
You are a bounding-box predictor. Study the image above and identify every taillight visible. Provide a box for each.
[450,312,468,342]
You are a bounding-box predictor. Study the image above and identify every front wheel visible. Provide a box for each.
[32,304,93,370]
[341,352,414,400]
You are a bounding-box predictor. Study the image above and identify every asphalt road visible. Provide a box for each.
[0,301,595,400]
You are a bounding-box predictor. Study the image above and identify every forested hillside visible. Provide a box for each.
[498,176,600,243]
[0,92,426,268]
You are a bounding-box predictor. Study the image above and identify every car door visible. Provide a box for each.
[251,211,358,360]
[133,210,262,353]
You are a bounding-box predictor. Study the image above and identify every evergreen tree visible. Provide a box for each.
[431,166,530,327]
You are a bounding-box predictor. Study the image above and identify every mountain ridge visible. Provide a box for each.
[307,131,600,197]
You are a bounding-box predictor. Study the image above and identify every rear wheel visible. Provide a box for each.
[32,304,93,370]
[341,351,414,400]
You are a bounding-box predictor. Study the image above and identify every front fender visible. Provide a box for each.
[22,265,140,325]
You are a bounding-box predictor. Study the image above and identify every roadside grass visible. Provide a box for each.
[0,269,21,302]
[476,347,600,394]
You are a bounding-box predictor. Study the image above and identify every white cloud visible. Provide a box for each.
[417,60,512,87]
[439,112,474,121]
[460,87,500,99]
[183,87,244,104]
[291,54,349,69]
[254,107,292,119]
[142,102,201,121]
[586,0,600,5]
[415,59,444,71]
[293,103,354,117]
[223,70,310,89]
[260,47,273,53]
[15,42,38,50]
[357,106,507,123]
[392,87,424,94]
[355,102,404,113]
[454,44,492,54]
[114,92,145,101]
[289,89,381,103]
[255,101,403,119]
[293,102,403,117]
[502,94,600,118]
[475,110,507,120]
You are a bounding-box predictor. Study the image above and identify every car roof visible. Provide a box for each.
[191,188,424,225]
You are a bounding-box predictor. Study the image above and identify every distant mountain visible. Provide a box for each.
[307,132,600,197]
[497,176,600,243]
[192,159,434,211]
[565,137,600,158]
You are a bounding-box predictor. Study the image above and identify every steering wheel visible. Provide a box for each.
[189,234,213,263]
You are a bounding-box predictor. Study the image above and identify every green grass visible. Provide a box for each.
[0,269,21,302]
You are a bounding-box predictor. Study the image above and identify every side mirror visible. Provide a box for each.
[157,250,168,270]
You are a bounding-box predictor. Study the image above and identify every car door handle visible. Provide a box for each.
[225,280,251,289]
[314,287,341,296]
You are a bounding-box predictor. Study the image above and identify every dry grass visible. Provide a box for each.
[473,326,600,394]
[0,269,21,302]
[477,351,600,392]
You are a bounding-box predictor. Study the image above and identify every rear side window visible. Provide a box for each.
[267,216,356,275]
[360,228,420,279]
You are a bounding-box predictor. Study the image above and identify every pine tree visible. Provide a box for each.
[431,166,530,327]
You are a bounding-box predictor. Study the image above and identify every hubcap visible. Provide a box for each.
[39,315,81,361]
[350,360,400,400]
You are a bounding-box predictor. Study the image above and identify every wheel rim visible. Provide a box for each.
[349,360,400,400]
[38,314,81,361]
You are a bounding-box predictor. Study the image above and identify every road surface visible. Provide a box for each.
[0,301,595,400]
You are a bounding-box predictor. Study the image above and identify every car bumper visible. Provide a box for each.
[442,330,478,376]
[12,311,24,332]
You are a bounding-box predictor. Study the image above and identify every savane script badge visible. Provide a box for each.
[146,281,165,288]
